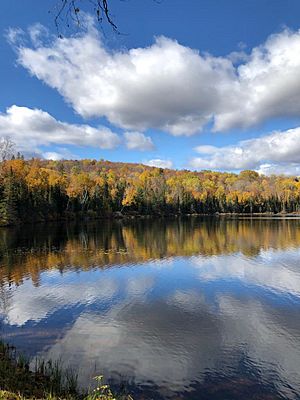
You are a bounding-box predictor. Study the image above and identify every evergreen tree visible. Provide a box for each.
[0,170,18,226]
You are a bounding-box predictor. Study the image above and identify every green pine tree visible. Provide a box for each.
[0,172,18,226]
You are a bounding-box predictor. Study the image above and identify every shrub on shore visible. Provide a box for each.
[0,342,132,400]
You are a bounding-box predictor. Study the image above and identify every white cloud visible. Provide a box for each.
[124,131,155,151]
[28,23,49,47]
[10,24,300,135]
[6,27,24,46]
[43,149,78,160]
[145,159,173,169]
[256,163,300,176]
[214,29,300,131]
[0,105,120,155]
[190,126,300,174]
[10,23,234,135]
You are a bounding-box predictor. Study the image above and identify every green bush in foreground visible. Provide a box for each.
[0,342,132,400]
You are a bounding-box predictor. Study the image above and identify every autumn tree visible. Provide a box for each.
[0,156,300,225]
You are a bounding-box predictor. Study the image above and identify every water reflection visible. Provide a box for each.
[1,218,300,286]
[0,218,300,399]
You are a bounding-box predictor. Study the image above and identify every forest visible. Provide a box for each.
[0,156,300,226]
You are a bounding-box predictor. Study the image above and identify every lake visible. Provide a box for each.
[0,217,300,399]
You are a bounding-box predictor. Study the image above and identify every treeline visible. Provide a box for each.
[1,157,300,225]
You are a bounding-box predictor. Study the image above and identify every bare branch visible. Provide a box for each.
[52,0,119,37]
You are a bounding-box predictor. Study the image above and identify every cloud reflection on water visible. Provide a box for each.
[1,219,300,399]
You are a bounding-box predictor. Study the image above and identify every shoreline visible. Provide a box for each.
[2,211,300,227]
[0,340,131,400]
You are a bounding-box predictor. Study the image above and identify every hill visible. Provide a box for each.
[0,158,299,225]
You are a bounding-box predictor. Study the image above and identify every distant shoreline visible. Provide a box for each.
[2,211,300,228]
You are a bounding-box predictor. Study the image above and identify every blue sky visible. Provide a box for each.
[1,0,300,173]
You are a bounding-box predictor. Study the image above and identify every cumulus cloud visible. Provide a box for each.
[0,105,120,155]
[145,159,173,169]
[43,149,78,160]
[256,163,300,176]
[9,23,233,135]
[124,131,155,151]
[214,29,300,131]
[190,126,300,174]
[10,23,300,135]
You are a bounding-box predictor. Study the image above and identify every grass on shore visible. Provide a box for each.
[0,342,132,400]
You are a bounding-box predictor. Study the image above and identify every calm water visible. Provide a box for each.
[1,217,300,400]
